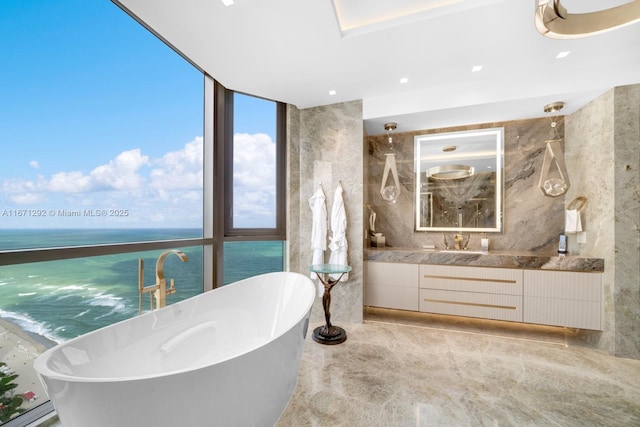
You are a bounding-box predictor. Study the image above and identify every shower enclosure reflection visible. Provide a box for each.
[415,128,504,232]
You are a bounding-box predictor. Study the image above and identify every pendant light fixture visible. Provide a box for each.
[538,102,570,197]
[380,122,401,203]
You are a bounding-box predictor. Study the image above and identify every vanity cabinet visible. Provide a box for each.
[365,262,419,311]
[364,261,603,330]
[523,270,602,330]
[419,265,523,322]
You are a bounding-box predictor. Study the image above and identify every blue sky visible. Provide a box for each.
[1,0,277,229]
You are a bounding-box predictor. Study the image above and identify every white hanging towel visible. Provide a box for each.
[309,184,327,283]
[565,209,582,234]
[565,197,586,236]
[328,183,348,282]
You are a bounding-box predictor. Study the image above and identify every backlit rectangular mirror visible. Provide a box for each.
[415,128,504,232]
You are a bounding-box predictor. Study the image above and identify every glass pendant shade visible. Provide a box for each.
[538,139,570,197]
[380,152,401,203]
[380,122,401,203]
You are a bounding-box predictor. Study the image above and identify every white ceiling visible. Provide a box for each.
[114,0,640,134]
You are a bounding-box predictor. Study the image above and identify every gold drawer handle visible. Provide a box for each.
[423,275,516,284]
[424,298,516,310]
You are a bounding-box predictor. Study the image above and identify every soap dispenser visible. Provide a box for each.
[558,234,567,255]
[481,236,490,253]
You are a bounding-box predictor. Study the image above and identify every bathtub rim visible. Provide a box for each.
[34,271,315,383]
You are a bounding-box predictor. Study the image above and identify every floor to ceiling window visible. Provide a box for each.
[0,1,287,425]
[0,1,209,425]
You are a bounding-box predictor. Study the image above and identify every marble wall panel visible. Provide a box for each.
[286,105,301,273]
[564,89,616,353]
[292,100,364,325]
[561,84,639,359]
[613,85,639,359]
[367,118,565,253]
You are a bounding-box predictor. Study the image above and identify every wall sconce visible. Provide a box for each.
[538,102,570,197]
[380,122,401,203]
[535,0,640,39]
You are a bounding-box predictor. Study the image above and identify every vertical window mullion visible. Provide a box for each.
[203,74,215,292]
[213,81,228,286]
[275,102,286,236]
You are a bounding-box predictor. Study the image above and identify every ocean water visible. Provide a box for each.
[0,229,283,345]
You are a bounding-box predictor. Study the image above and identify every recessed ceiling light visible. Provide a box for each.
[328,90,337,95]
[399,77,408,84]
[556,51,571,58]
[221,0,234,6]
[471,65,483,72]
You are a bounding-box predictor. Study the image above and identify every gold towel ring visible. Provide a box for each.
[568,196,587,211]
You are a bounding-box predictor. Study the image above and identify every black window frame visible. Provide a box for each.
[218,87,286,240]
[212,83,286,286]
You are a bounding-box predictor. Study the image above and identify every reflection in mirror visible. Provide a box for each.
[415,128,504,232]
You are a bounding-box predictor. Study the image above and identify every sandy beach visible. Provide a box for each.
[0,316,54,416]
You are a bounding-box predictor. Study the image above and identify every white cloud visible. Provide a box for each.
[232,133,276,228]
[8,192,44,204]
[2,176,47,204]
[49,170,94,192]
[150,137,203,193]
[89,148,149,191]
[233,133,275,187]
[2,149,150,197]
[29,160,40,169]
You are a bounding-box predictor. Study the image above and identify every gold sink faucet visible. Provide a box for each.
[454,234,463,250]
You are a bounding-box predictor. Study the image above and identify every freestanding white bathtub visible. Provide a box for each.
[34,272,315,427]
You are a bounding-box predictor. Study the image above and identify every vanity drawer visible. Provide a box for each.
[523,270,601,301]
[366,285,419,311]
[365,262,419,311]
[419,289,522,322]
[523,270,602,330]
[419,265,523,295]
[524,297,601,330]
[367,262,419,288]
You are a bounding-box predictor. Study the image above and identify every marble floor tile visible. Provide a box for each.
[31,309,640,427]
[277,310,640,427]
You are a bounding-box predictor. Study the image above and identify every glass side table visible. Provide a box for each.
[308,263,352,345]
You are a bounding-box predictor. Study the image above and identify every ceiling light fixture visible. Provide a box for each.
[328,90,337,95]
[556,51,570,58]
[535,0,640,39]
[471,65,482,72]
[400,77,408,84]
[221,0,234,6]
[427,164,474,180]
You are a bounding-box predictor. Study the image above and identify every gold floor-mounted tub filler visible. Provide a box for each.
[138,249,189,314]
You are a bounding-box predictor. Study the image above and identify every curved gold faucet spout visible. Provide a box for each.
[154,250,189,311]
[155,250,189,283]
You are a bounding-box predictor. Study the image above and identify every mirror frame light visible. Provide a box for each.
[414,127,504,233]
